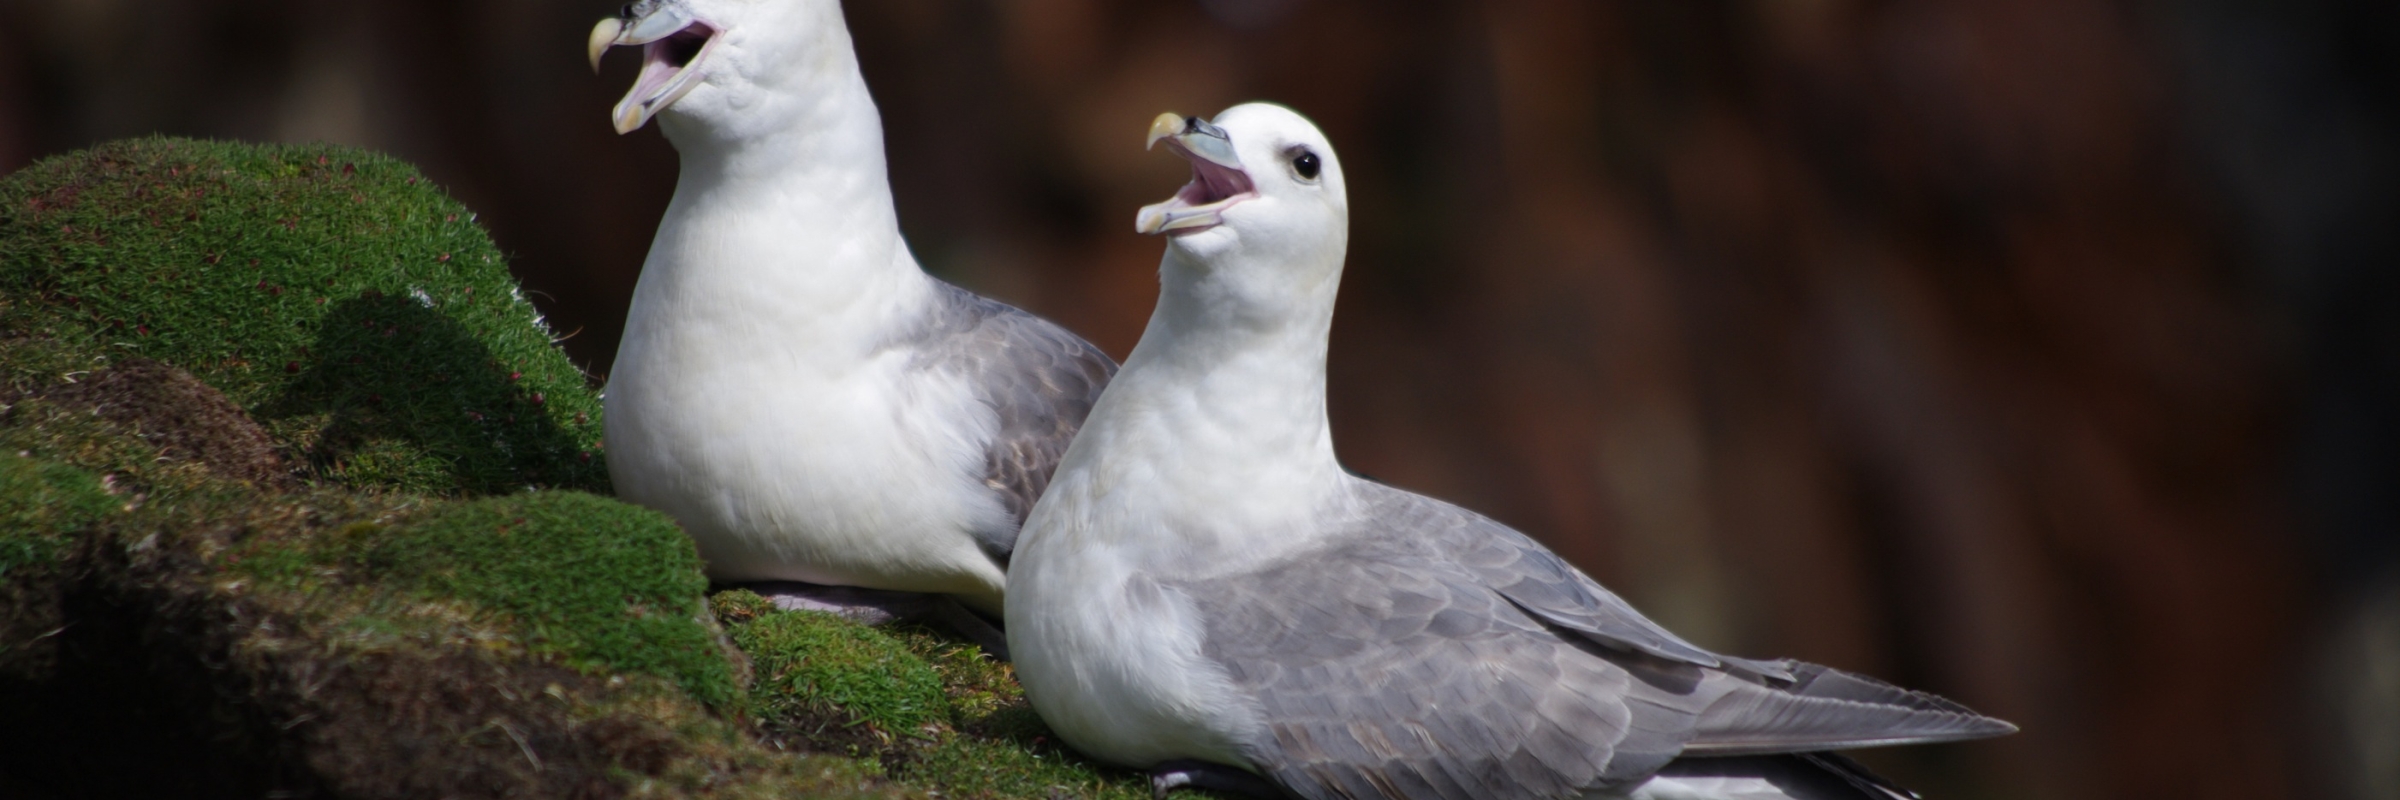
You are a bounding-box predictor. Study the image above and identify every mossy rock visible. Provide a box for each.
[330,491,738,708]
[0,139,817,797]
[0,451,113,580]
[737,607,951,738]
[0,138,1156,799]
[712,591,1154,800]
[0,342,808,795]
[0,136,605,496]
[0,456,893,799]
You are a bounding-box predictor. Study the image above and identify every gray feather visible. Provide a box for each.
[1183,531,1701,799]
[896,281,1116,564]
[1175,479,2012,800]
[1363,483,1736,672]
[1683,663,2017,755]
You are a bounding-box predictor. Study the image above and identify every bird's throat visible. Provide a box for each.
[1056,273,1346,552]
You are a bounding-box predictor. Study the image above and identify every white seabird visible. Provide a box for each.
[587,0,1115,639]
[1006,103,2016,800]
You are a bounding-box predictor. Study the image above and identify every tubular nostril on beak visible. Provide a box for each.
[1179,117,1231,143]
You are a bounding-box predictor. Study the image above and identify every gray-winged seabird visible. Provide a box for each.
[1006,103,2015,800]
[588,0,1116,654]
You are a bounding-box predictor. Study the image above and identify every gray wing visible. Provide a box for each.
[1375,484,2014,754]
[1178,533,1704,800]
[1176,483,2014,800]
[1360,482,1734,672]
[905,281,1116,563]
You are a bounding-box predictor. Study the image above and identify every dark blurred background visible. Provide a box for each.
[3,1,2393,798]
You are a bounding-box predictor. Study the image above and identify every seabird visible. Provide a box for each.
[1006,103,2015,800]
[587,0,1116,647]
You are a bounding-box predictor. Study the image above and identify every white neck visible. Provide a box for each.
[1053,241,1349,553]
[1127,243,1344,465]
[637,8,930,350]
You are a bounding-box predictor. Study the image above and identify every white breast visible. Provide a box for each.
[1006,461,1267,770]
[1004,363,1338,770]
[603,219,1013,609]
[600,10,1021,613]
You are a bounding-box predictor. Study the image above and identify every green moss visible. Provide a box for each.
[713,594,1160,799]
[0,137,605,496]
[0,454,113,579]
[898,712,1153,800]
[734,606,950,739]
[331,491,736,707]
[0,334,90,397]
[0,353,261,505]
[0,139,930,797]
[0,138,1171,798]
[882,626,1152,800]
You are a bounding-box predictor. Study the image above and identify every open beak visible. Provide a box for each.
[1136,112,1255,236]
[589,3,722,134]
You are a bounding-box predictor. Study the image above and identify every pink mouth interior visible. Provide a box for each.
[626,22,717,105]
[1171,146,1255,205]
[651,24,713,69]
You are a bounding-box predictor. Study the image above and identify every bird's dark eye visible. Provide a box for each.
[1293,151,1321,180]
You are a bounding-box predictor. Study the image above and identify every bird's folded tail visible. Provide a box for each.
[1682,660,2018,756]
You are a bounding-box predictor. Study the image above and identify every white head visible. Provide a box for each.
[1137,103,1351,327]
[587,0,856,145]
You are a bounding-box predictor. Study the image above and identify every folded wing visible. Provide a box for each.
[1175,481,2013,800]
[900,281,1117,563]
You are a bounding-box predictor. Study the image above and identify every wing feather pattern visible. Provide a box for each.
[899,281,1116,563]
[1683,663,2017,755]
[1177,480,2012,800]
[1183,532,1704,799]
[1372,483,1734,673]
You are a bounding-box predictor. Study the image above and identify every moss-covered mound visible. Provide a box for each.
[0,136,605,496]
[0,450,114,582]
[711,592,1150,800]
[0,456,891,799]
[0,344,880,795]
[0,139,1164,799]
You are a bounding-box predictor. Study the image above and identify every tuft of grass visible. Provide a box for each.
[0,454,113,580]
[333,491,738,708]
[0,136,605,496]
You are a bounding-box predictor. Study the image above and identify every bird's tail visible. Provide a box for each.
[1682,660,2017,756]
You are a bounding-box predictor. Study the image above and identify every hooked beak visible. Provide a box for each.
[1136,112,1255,236]
[589,4,722,134]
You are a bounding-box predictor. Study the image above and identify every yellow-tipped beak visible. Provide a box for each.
[591,4,721,135]
[1136,110,1256,236]
[588,17,624,74]
[1146,112,1185,151]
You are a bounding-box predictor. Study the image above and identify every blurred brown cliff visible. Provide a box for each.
[4,1,2393,799]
